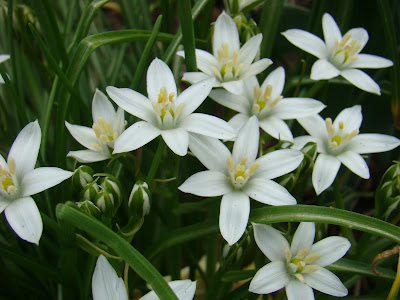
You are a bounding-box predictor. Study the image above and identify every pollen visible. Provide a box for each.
[227,156,260,189]
[252,84,282,115]
[0,158,17,195]
[325,118,358,151]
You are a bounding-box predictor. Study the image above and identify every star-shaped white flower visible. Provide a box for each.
[0,121,72,244]
[65,89,126,163]
[0,54,10,84]
[292,105,400,195]
[209,67,326,141]
[249,222,350,299]
[179,116,303,245]
[177,11,272,95]
[92,255,196,300]
[106,58,235,157]
[282,13,393,95]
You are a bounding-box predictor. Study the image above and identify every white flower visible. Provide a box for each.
[0,121,72,244]
[0,54,10,84]
[282,13,393,95]
[177,11,272,95]
[249,222,350,299]
[229,0,259,12]
[179,116,303,245]
[106,58,235,157]
[92,255,196,300]
[209,67,326,141]
[65,89,126,163]
[292,105,400,195]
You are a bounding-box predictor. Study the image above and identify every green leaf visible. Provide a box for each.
[178,0,197,72]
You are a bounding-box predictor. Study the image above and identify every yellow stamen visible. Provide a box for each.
[285,247,292,261]
[227,157,234,171]
[297,248,310,258]
[303,265,318,273]
[8,157,16,175]
[305,252,320,264]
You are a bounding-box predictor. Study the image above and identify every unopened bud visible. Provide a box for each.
[72,165,95,190]
[129,181,151,219]
[99,175,122,211]
[95,190,115,218]
[376,163,400,220]
[81,181,99,202]
[76,199,101,219]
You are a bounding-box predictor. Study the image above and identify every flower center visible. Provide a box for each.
[211,42,244,82]
[0,157,17,195]
[285,247,320,282]
[325,118,359,151]
[251,85,283,115]
[151,86,184,123]
[91,117,119,151]
[332,32,361,66]
[226,156,259,189]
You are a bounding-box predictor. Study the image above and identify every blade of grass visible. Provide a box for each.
[178,0,197,71]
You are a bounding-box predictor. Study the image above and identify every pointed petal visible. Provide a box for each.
[286,279,314,300]
[113,121,160,154]
[179,170,231,197]
[340,68,381,95]
[243,178,296,206]
[260,67,285,100]
[310,59,341,80]
[188,133,231,172]
[220,190,250,245]
[67,150,111,163]
[322,13,342,52]
[195,49,219,76]
[221,80,244,95]
[291,222,315,255]
[92,255,128,300]
[259,117,293,141]
[0,195,11,214]
[282,29,327,58]
[312,154,341,195]
[5,197,42,244]
[0,54,10,63]
[254,149,304,180]
[113,107,125,135]
[209,89,250,114]
[272,98,326,120]
[181,72,212,85]
[9,121,41,180]
[348,133,400,154]
[238,58,273,80]
[297,114,327,141]
[249,261,290,294]
[291,136,319,151]
[237,34,263,65]
[252,223,290,261]
[303,268,348,297]
[232,116,259,164]
[92,89,116,124]
[213,11,240,56]
[147,58,177,102]
[242,76,259,100]
[180,113,235,140]
[228,114,250,137]
[350,54,393,69]
[346,28,369,51]
[336,151,369,179]
[140,280,196,300]
[65,122,99,151]
[161,128,189,156]
[333,105,362,132]
[311,236,351,267]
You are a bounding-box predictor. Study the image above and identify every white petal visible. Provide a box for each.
[147,58,177,102]
[350,54,393,69]
[242,76,260,100]
[310,236,351,267]
[113,107,126,135]
[92,89,116,124]
[297,114,327,141]
[237,34,263,65]
[303,268,348,297]
[220,190,250,245]
[21,167,72,197]
[291,136,319,151]
[260,67,285,100]
[113,121,160,154]
[232,116,259,164]
[140,280,196,300]
[346,28,369,51]
[322,13,342,52]
[340,69,381,95]
[348,133,400,154]
[272,98,326,120]
[161,128,189,156]
[291,222,315,256]
[0,195,11,214]
[180,113,235,140]
[228,114,250,138]
[243,178,296,206]
[188,133,231,172]
[333,105,362,132]
[213,12,240,56]
[67,150,111,163]
[5,197,42,244]
[312,154,341,195]
[286,279,314,300]
[238,58,273,80]
[259,117,293,141]
[181,72,212,85]
[209,89,249,114]
[336,151,369,179]
[65,122,99,151]
[252,223,290,261]
[179,170,231,197]
[310,59,341,80]
[92,255,128,300]
[176,77,215,119]
[254,149,304,180]
[0,54,10,63]
[249,261,290,294]
[282,29,327,58]
[9,121,41,180]
[195,49,219,76]
[221,80,244,95]
[106,86,156,123]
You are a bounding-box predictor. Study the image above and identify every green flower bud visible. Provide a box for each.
[99,175,122,211]
[95,190,115,219]
[128,181,151,219]
[376,163,400,220]
[72,165,95,190]
[76,199,102,219]
[81,181,100,202]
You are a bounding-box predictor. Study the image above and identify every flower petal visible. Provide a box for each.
[346,28,369,51]
[232,116,259,164]
[161,128,189,156]
[237,33,263,65]
[228,114,250,137]
[333,105,362,132]
[340,68,381,95]
[252,223,290,261]
[260,67,285,100]
[322,13,342,52]
[147,58,177,102]
[243,178,296,206]
[220,190,250,245]
[297,114,327,141]
[291,222,315,256]
[336,151,369,179]
[282,29,327,58]
[254,149,304,180]
[67,150,111,163]
[259,117,293,141]
[0,54,10,63]
[303,268,348,297]
[181,72,212,85]
[113,121,160,154]
[141,280,196,300]
[65,122,99,151]
[5,197,42,244]
[272,98,326,120]
[113,107,125,135]
[310,236,351,267]
[249,261,290,294]
[92,89,116,124]
[0,195,11,214]
[209,89,250,114]
[310,59,341,80]
[213,11,240,56]
[179,170,231,197]
[221,80,244,95]
[9,121,41,180]
[291,136,319,151]
[285,279,314,300]
[177,49,218,77]
[238,58,273,80]
[312,154,341,195]
[348,133,400,154]
[350,54,393,69]
[92,255,128,300]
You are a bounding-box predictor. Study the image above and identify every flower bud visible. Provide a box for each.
[76,199,102,219]
[72,165,95,190]
[81,181,100,202]
[128,181,151,219]
[376,163,400,220]
[99,175,122,212]
[95,190,115,218]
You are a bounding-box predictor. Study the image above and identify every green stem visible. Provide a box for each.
[388,252,400,300]
[305,80,326,98]
[145,137,166,184]
[178,0,197,72]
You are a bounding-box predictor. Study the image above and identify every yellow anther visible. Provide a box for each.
[285,247,292,261]
[225,60,233,75]
[295,273,305,282]
[227,157,234,171]
[270,96,283,108]
[296,248,310,258]
[91,143,103,151]
[332,135,342,145]
[152,102,162,116]
[254,86,262,101]
[240,157,247,165]
[263,85,272,100]
[2,177,13,191]
[100,135,109,144]
[339,121,344,130]
[303,265,318,273]
[232,50,238,66]
[305,252,320,264]
[8,157,16,175]
[252,104,261,114]
[169,92,175,102]
[249,162,260,176]
[7,185,16,194]
[222,43,229,59]
[217,48,224,63]
[330,141,339,150]
[92,123,102,139]
[175,103,185,119]
[340,32,352,47]
[211,66,223,81]
[236,176,245,185]
[325,118,335,137]
[234,64,243,77]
